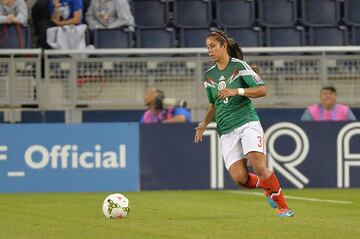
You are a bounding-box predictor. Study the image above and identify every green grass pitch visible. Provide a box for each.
[1,189,359,239]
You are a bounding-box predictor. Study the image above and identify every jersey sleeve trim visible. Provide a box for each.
[204,65,216,74]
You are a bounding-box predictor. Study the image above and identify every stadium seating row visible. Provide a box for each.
[1,24,359,48]
[133,0,357,28]
[129,0,360,47]
[1,0,360,48]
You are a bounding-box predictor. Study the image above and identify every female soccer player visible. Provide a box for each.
[194,30,294,217]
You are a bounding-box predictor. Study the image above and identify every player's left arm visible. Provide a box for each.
[218,73,266,99]
[239,85,267,98]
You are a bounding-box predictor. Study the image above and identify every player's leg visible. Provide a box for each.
[246,152,287,207]
[221,126,263,189]
[228,159,249,186]
[247,152,294,217]
[227,154,278,210]
[228,159,263,189]
[241,122,293,216]
[220,129,252,186]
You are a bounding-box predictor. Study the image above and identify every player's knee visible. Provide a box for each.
[232,173,248,186]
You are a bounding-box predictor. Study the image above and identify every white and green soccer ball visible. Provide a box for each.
[102,193,130,219]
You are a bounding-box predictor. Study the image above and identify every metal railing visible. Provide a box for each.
[2,47,360,114]
[0,49,41,106]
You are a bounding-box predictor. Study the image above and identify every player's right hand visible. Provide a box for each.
[194,122,207,143]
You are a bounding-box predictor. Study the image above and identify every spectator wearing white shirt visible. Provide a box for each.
[0,0,28,25]
[86,0,134,30]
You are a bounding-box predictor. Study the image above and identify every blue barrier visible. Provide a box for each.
[1,121,359,192]
[21,111,65,123]
[140,122,360,190]
[0,123,139,192]
[140,124,211,190]
[80,108,360,123]
[83,110,143,123]
[2,108,360,123]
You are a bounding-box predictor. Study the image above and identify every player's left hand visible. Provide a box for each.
[194,122,207,143]
[218,88,238,99]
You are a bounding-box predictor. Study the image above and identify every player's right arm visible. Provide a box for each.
[194,103,215,143]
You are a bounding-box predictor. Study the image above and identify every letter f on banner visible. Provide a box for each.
[337,122,360,188]
[265,122,310,189]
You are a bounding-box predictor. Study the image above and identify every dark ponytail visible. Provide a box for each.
[227,38,244,60]
[227,37,260,74]
[207,30,260,73]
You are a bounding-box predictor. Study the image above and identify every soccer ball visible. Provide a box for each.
[102,193,130,219]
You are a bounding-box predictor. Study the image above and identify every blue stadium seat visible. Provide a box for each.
[216,0,255,27]
[173,0,212,27]
[309,26,348,46]
[136,28,176,48]
[226,27,263,47]
[351,27,360,45]
[132,0,169,27]
[258,0,298,27]
[0,25,31,48]
[266,26,305,46]
[301,0,340,26]
[344,0,360,26]
[180,28,212,47]
[93,29,133,48]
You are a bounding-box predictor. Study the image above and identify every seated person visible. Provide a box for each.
[301,85,356,121]
[85,0,134,30]
[0,0,28,25]
[32,0,82,48]
[49,0,82,26]
[31,0,50,48]
[140,88,191,123]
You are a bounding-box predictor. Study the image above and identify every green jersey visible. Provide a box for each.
[203,58,265,136]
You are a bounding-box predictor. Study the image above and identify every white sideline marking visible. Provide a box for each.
[228,190,353,204]
[7,171,25,177]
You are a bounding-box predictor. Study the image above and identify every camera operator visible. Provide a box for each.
[140,88,191,123]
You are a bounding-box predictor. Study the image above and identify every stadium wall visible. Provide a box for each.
[141,122,360,190]
[0,121,359,192]
[0,123,140,192]
[2,108,360,123]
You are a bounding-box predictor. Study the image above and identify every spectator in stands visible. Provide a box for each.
[301,86,356,121]
[140,88,191,123]
[49,0,83,26]
[31,0,50,47]
[85,0,134,30]
[0,0,28,25]
[32,0,83,48]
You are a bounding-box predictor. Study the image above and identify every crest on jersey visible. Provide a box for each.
[218,81,226,90]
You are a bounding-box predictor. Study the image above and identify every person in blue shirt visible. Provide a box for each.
[49,0,82,26]
[140,88,191,123]
[32,0,83,48]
